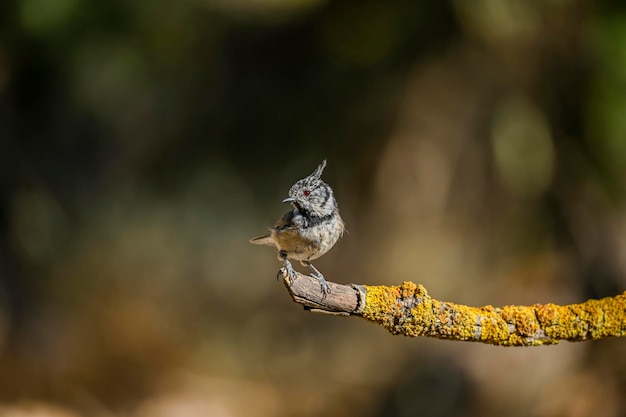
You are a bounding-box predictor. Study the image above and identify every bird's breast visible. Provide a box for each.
[272,214,343,261]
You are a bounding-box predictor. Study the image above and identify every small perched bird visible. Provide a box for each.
[249,160,344,296]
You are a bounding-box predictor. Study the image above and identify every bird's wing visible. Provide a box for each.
[250,210,296,246]
[272,210,296,231]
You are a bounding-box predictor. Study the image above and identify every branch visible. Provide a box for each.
[279,269,626,346]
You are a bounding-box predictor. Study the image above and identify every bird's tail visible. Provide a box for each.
[249,235,275,246]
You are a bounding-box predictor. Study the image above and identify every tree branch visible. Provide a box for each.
[279,269,626,346]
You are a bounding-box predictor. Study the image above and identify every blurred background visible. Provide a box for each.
[0,0,625,416]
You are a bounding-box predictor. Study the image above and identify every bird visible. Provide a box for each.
[249,160,344,297]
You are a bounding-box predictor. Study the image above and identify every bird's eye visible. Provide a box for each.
[303,190,310,197]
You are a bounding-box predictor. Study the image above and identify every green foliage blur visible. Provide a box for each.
[0,0,625,416]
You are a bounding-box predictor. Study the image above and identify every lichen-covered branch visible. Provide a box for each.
[279,269,626,346]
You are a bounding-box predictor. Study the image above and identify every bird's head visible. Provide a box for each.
[284,160,336,217]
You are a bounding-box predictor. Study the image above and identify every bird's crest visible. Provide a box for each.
[309,159,327,180]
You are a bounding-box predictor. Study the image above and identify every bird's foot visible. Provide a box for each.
[309,270,330,299]
[278,259,298,282]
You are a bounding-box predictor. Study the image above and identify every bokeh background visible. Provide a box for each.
[1,0,626,416]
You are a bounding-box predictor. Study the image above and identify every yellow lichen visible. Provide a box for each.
[362,284,401,325]
[358,283,626,346]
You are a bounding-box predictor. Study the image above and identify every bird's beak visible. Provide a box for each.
[282,197,296,204]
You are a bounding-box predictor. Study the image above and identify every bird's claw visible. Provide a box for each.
[280,260,330,299]
[309,271,330,299]
[279,260,298,282]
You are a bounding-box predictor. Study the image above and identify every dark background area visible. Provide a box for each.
[0,0,625,416]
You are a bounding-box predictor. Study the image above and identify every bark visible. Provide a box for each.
[279,269,626,346]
